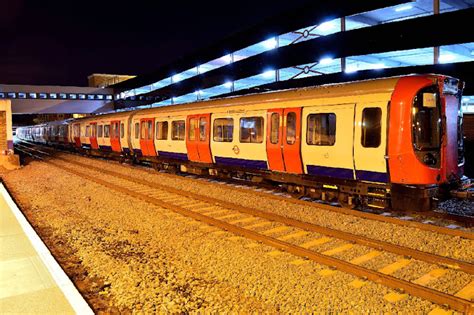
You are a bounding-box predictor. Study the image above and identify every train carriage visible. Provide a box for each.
[17,74,466,211]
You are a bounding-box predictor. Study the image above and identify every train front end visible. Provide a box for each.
[388,75,466,211]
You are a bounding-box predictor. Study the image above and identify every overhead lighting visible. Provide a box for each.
[395,5,413,12]
[438,54,456,63]
[223,81,233,88]
[462,97,470,102]
[262,69,276,78]
[345,65,358,73]
[318,21,336,31]
[319,58,334,65]
[262,38,278,50]
[371,63,386,69]
[172,74,181,83]
[222,54,233,64]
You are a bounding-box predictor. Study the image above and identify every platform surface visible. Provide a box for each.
[0,182,92,314]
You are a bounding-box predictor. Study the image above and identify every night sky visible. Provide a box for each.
[0,0,309,87]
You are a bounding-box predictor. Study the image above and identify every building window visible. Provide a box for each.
[134,122,139,139]
[79,94,86,100]
[270,113,280,144]
[49,93,57,99]
[361,108,382,148]
[240,117,264,143]
[171,120,185,141]
[147,120,153,139]
[39,93,47,99]
[140,121,146,139]
[98,125,103,137]
[213,118,233,142]
[87,95,95,100]
[106,95,113,100]
[120,123,124,138]
[69,94,77,99]
[7,92,16,99]
[104,125,110,138]
[91,124,97,137]
[188,118,198,141]
[18,93,26,99]
[307,113,336,146]
[156,121,168,140]
[96,95,104,100]
[59,93,67,99]
[29,93,37,99]
[0,93,5,99]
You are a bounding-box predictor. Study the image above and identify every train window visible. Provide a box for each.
[240,117,263,143]
[188,118,198,141]
[87,95,95,100]
[29,93,37,99]
[270,113,279,144]
[106,95,113,100]
[0,93,5,98]
[413,89,441,151]
[39,93,47,99]
[140,122,146,139]
[91,124,97,137]
[49,93,57,99]
[98,125,103,138]
[18,93,26,99]
[361,108,382,148]
[147,121,153,139]
[73,125,80,137]
[172,120,185,141]
[120,123,124,138]
[7,92,16,99]
[59,93,67,99]
[156,121,168,140]
[134,122,139,139]
[199,118,207,141]
[69,94,77,99]
[85,126,91,137]
[306,113,336,146]
[213,118,233,142]
[286,113,297,145]
[104,125,110,138]
[79,94,86,100]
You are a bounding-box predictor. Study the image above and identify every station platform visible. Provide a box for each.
[0,182,93,314]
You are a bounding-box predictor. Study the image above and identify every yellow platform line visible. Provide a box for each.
[322,244,354,256]
[455,280,474,301]
[229,217,259,225]
[245,221,273,229]
[262,226,292,235]
[378,259,411,275]
[350,251,381,265]
[300,237,331,249]
[413,268,447,286]
[278,231,309,241]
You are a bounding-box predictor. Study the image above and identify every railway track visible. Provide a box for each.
[14,144,474,313]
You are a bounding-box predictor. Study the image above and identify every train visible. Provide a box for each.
[16,74,469,211]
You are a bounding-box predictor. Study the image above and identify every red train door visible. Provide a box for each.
[266,108,303,174]
[139,118,156,156]
[266,109,285,172]
[186,114,213,163]
[89,123,99,150]
[73,123,81,148]
[110,120,122,152]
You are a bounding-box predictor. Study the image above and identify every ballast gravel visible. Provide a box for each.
[0,158,471,313]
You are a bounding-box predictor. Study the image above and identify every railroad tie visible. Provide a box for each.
[455,280,474,301]
[350,251,381,265]
[322,244,354,256]
[413,269,447,286]
[378,259,411,275]
[262,226,292,235]
[300,237,331,249]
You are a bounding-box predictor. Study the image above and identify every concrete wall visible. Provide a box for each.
[0,100,19,169]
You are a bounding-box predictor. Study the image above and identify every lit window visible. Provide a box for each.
[286,113,297,145]
[188,118,198,140]
[79,94,86,100]
[240,117,264,143]
[98,125,103,137]
[106,95,113,100]
[69,94,77,99]
[171,120,185,141]
[134,123,139,139]
[270,113,280,144]
[87,95,95,100]
[29,93,37,99]
[213,118,233,142]
[18,93,26,99]
[59,93,67,99]
[39,93,47,99]
[7,92,16,99]
[0,93,4,98]
[307,113,336,146]
[49,93,57,99]
[199,118,207,141]
[156,121,168,140]
[96,95,104,100]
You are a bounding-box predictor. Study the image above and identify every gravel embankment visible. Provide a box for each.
[60,153,474,263]
[0,160,458,313]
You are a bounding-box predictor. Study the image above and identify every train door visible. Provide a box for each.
[186,114,212,163]
[301,104,355,180]
[73,123,81,148]
[353,103,388,183]
[110,120,122,152]
[89,123,99,150]
[139,118,156,156]
[266,108,303,173]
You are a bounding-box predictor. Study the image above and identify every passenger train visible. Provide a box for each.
[16,74,467,211]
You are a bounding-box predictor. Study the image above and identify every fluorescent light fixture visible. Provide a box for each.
[371,63,386,69]
[262,38,278,50]
[262,69,276,78]
[319,58,334,65]
[172,74,181,83]
[438,54,456,63]
[222,54,233,63]
[395,5,413,12]
[223,81,233,88]
[318,21,336,31]
[345,65,358,73]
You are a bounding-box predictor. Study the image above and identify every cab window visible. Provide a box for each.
[240,117,263,143]
[213,118,233,142]
[361,108,382,148]
[172,120,185,141]
[307,113,336,146]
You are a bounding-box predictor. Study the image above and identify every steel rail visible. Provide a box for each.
[44,159,474,314]
[53,155,474,274]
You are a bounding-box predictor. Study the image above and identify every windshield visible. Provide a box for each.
[412,87,441,151]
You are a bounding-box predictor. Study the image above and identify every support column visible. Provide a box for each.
[433,0,440,64]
